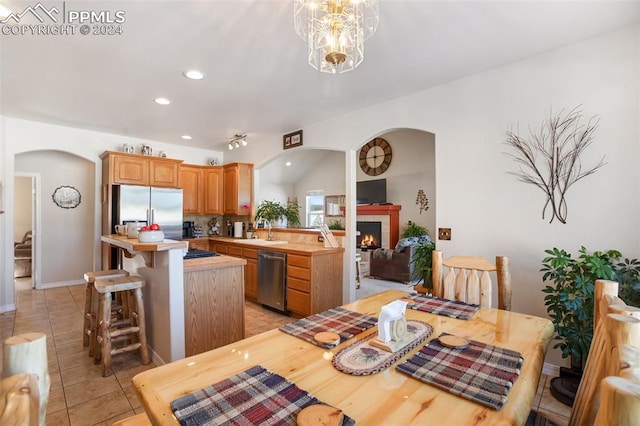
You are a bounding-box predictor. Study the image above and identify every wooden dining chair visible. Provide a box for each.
[531,279,640,426]
[428,250,512,310]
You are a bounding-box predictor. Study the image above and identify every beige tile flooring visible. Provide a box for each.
[1,279,571,425]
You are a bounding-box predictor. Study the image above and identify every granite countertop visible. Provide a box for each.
[210,237,344,255]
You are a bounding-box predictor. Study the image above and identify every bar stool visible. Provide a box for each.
[355,253,362,289]
[94,276,150,377]
[83,269,129,357]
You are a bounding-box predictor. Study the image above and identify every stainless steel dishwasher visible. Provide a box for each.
[257,249,288,313]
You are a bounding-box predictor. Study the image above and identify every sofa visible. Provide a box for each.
[368,244,416,283]
[14,231,32,278]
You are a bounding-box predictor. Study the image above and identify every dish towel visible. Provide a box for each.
[403,294,480,320]
[279,306,377,348]
[396,333,524,410]
[170,365,355,426]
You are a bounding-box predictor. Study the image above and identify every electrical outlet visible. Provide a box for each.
[318,236,324,242]
[438,228,451,240]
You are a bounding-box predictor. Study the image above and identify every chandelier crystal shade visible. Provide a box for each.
[294,0,379,74]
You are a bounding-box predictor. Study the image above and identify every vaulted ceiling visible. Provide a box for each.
[1,0,638,152]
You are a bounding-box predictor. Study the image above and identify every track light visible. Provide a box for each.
[228,134,247,150]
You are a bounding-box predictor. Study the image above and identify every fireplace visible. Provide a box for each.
[357,221,382,250]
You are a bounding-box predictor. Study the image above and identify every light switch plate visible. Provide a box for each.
[438,228,451,240]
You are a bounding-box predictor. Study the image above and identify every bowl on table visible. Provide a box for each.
[137,230,165,243]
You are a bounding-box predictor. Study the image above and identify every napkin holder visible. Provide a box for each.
[371,300,415,353]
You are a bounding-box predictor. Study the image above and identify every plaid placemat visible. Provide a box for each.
[171,365,355,426]
[279,307,377,348]
[402,294,479,320]
[396,333,524,410]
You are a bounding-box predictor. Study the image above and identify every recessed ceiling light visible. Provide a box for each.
[285,161,292,167]
[181,135,192,140]
[183,70,205,80]
[154,97,171,105]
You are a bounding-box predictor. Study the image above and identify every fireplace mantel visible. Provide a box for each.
[356,204,401,249]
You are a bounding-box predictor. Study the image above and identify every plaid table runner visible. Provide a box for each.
[170,365,355,426]
[396,333,524,410]
[403,294,479,320]
[279,307,377,348]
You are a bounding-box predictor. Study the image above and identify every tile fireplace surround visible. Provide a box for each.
[356,204,401,249]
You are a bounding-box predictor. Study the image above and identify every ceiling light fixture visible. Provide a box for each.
[154,97,171,105]
[228,134,247,151]
[294,0,379,74]
[181,135,192,140]
[183,70,205,80]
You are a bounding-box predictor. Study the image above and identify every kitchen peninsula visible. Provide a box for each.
[101,235,246,363]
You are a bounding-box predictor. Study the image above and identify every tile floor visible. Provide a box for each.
[1,278,571,425]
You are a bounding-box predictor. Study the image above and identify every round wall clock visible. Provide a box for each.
[359,138,392,176]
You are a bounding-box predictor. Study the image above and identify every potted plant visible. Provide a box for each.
[255,200,286,240]
[284,202,301,228]
[410,240,436,291]
[401,221,429,238]
[327,219,345,230]
[540,246,640,405]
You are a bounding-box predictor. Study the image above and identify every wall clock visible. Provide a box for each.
[359,138,392,176]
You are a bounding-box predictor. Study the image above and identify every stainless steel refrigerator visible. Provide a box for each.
[112,185,183,240]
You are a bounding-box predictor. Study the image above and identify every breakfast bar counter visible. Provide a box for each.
[101,235,247,364]
[133,290,554,425]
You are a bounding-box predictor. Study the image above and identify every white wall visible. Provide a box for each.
[225,25,640,365]
[0,117,223,310]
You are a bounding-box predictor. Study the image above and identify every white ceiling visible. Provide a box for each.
[1,0,638,152]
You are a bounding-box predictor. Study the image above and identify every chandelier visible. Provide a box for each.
[228,134,247,150]
[294,0,379,74]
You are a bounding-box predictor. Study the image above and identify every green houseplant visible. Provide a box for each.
[410,240,436,291]
[401,221,429,238]
[541,246,640,405]
[284,202,301,228]
[327,219,345,230]
[255,200,286,240]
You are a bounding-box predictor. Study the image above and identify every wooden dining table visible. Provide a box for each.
[132,290,554,425]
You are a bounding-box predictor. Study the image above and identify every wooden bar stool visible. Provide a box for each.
[94,276,150,377]
[83,269,129,357]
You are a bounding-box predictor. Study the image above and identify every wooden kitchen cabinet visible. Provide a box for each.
[179,165,203,214]
[223,163,253,215]
[180,164,223,215]
[210,241,229,255]
[186,238,209,251]
[286,252,342,317]
[100,151,182,188]
[243,248,258,300]
[203,167,223,215]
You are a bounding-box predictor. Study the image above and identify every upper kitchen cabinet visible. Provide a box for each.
[223,163,253,215]
[179,165,203,214]
[180,165,223,215]
[100,151,182,188]
[203,167,223,215]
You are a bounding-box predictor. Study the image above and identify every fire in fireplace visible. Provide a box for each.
[357,221,382,250]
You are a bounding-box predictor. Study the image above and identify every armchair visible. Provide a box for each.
[14,230,32,278]
[368,245,416,283]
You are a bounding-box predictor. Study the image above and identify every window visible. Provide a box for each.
[306,191,324,227]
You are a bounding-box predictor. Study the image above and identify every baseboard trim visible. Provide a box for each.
[543,362,560,377]
[150,346,166,367]
[0,303,17,313]
[38,279,85,289]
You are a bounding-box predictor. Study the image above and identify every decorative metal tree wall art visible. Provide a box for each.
[504,107,606,224]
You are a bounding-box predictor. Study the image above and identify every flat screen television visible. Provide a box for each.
[356,178,387,205]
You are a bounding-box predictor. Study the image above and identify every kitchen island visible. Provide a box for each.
[101,235,245,363]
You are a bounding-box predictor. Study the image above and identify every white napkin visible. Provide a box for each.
[378,300,408,343]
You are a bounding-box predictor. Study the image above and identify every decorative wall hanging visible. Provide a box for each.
[52,185,81,209]
[416,189,429,214]
[504,106,605,224]
[283,130,303,150]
